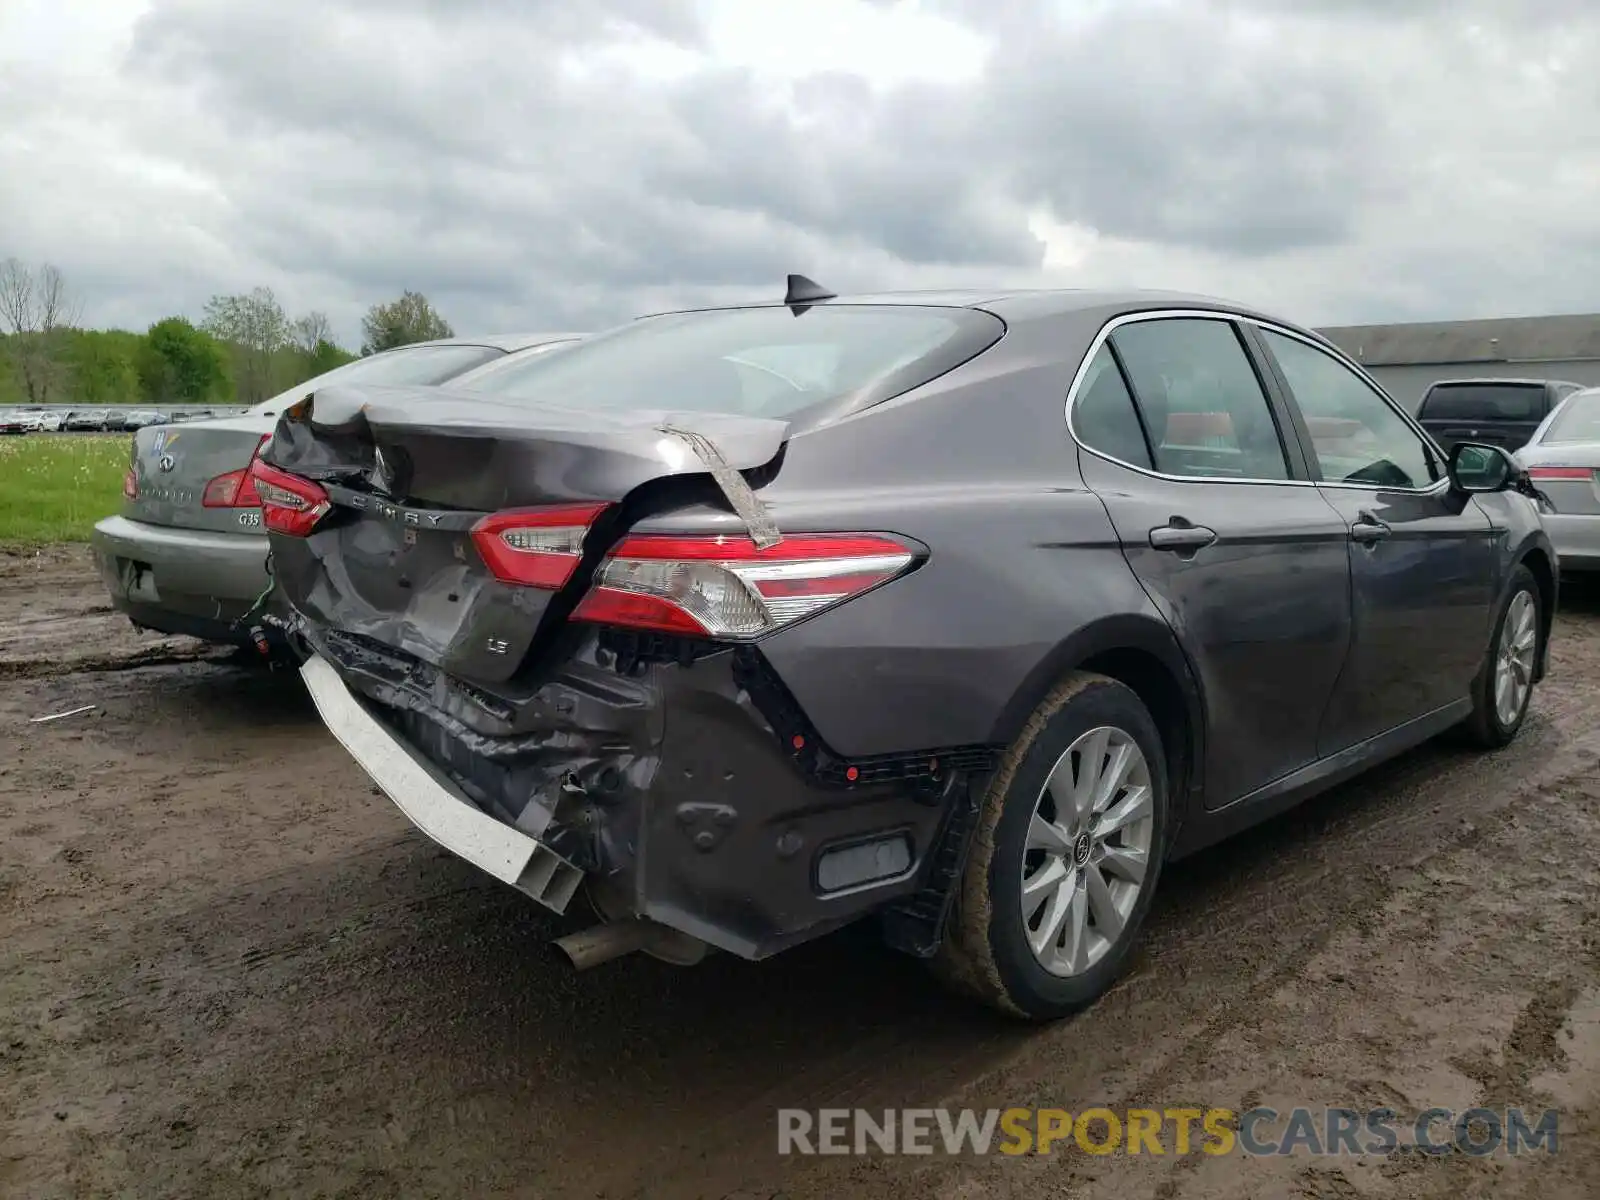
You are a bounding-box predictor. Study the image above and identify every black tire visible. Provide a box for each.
[932,672,1169,1021]
[1461,565,1542,749]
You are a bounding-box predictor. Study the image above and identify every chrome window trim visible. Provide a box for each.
[1064,308,1451,496]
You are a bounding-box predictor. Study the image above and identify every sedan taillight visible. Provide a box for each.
[470,503,614,589]
[203,436,274,508]
[247,459,331,536]
[1525,466,1594,480]
[572,533,917,639]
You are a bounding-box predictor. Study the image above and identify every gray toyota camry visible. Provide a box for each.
[91,332,582,649]
[257,282,1554,1020]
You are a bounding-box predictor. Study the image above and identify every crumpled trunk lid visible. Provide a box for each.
[262,382,788,685]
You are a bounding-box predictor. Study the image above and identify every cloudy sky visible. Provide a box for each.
[2,0,1597,344]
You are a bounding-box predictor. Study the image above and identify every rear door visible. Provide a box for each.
[1253,327,1497,753]
[1418,381,1548,453]
[1072,313,1353,810]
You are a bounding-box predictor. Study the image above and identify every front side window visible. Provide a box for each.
[457,305,1002,419]
[1261,329,1439,489]
[1109,317,1289,480]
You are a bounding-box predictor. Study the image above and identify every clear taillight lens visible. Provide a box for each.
[572,533,917,639]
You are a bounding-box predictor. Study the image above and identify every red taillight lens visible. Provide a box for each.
[123,469,138,500]
[572,533,916,639]
[248,459,331,537]
[203,435,272,507]
[470,503,613,589]
[1526,466,1594,480]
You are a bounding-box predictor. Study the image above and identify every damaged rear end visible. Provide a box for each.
[259,361,968,966]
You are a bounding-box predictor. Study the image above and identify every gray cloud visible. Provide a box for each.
[3,0,1599,342]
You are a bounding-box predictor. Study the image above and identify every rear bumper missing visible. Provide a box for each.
[296,629,992,962]
[299,654,583,912]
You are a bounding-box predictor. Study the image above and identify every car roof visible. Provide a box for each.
[1425,377,1580,389]
[410,331,586,353]
[640,287,1337,344]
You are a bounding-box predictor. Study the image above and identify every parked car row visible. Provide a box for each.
[0,405,251,434]
[1409,376,1600,572]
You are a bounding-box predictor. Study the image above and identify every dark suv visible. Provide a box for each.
[259,285,1556,1021]
[1417,377,1585,454]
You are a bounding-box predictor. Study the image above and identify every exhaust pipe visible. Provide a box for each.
[554,918,710,970]
[555,921,652,970]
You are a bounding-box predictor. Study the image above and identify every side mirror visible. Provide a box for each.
[1448,441,1517,494]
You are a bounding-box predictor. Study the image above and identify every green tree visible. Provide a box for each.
[361,290,453,355]
[286,310,356,384]
[202,287,289,404]
[64,329,142,406]
[139,316,231,407]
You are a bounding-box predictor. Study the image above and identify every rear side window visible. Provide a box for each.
[459,305,1003,419]
[1109,318,1289,480]
[1420,383,1545,422]
[1073,345,1153,469]
[1542,391,1600,444]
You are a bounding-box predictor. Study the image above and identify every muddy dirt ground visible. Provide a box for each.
[2,545,1597,1199]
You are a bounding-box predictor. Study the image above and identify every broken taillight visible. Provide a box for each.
[247,459,331,536]
[470,503,613,589]
[572,533,917,639]
[203,435,273,508]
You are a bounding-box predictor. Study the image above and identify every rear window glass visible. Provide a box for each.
[456,306,1001,418]
[1420,383,1545,422]
[1542,391,1600,444]
[249,344,507,414]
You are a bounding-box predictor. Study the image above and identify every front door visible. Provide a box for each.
[1071,315,1353,810]
[1253,328,1497,753]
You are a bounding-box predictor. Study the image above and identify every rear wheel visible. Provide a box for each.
[933,672,1169,1020]
[1461,565,1541,748]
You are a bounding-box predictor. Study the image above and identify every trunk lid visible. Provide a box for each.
[263,383,789,684]
[126,413,276,533]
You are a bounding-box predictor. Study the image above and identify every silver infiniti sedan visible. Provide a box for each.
[1516,385,1600,572]
[92,332,583,650]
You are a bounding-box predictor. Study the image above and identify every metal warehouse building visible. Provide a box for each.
[1315,312,1600,413]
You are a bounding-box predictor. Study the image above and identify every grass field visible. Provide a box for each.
[0,434,128,545]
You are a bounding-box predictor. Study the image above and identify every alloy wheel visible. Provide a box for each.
[1494,590,1537,728]
[1020,725,1154,977]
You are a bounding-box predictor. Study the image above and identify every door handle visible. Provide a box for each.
[1149,519,1217,552]
[1351,511,1391,544]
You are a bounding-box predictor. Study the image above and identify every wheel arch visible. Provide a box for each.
[986,614,1206,843]
[1517,541,1556,682]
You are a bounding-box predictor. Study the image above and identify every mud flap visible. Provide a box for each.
[299,654,584,912]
